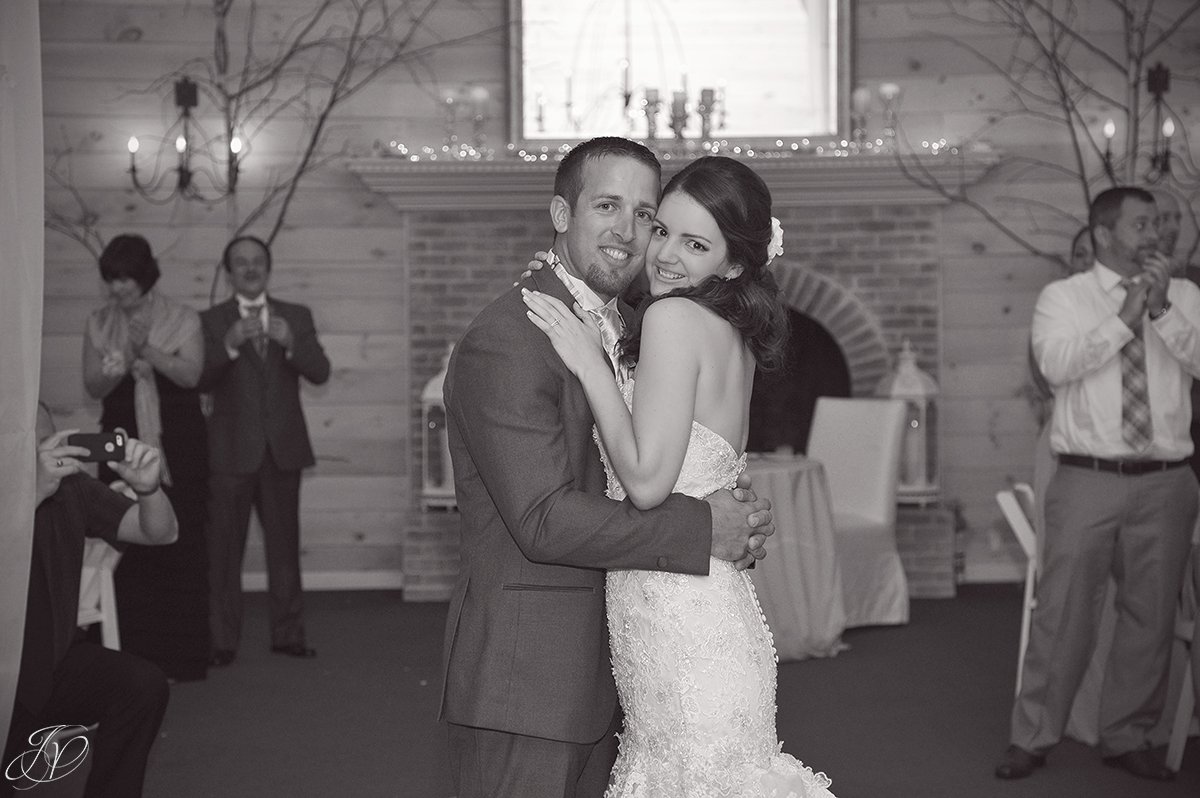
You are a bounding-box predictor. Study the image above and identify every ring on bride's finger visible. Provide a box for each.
[56,459,63,467]
[549,319,560,326]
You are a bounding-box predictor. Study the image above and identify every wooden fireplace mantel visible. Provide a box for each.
[346,151,998,212]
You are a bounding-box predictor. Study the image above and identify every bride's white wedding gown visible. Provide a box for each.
[598,380,837,798]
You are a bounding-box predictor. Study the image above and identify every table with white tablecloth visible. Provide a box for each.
[744,454,847,661]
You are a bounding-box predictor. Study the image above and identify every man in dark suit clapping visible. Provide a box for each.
[199,236,330,667]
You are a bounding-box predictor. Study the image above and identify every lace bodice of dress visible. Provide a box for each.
[596,379,747,503]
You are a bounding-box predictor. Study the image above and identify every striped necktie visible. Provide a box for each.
[1119,280,1152,451]
[550,260,628,383]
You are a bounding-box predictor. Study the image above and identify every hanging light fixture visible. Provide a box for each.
[127,77,242,202]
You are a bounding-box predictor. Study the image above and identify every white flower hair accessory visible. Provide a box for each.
[766,217,784,265]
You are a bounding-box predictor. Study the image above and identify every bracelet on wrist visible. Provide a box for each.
[131,484,159,497]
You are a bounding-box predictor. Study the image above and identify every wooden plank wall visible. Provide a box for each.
[38,0,1199,586]
[37,0,512,587]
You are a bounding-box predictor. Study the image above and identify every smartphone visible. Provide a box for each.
[67,431,126,462]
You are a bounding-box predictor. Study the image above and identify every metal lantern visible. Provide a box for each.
[421,343,456,510]
[876,339,939,505]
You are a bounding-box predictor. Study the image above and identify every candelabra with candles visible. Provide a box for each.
[469,85,490,156]
[127,76,241,203]
[441,94,461,154]
[643,88,661,142]
[535,89,547,134]
[851,86,872,148]
[564,73,581,134]
[440,84,494,160]
[879,83,902,154]
[697,88,716,142]
[669,90,688,141]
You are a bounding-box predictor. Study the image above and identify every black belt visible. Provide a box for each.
[1058,454,1189,476]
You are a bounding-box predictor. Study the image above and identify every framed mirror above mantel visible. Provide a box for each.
[349,0,998,213]
[507,0,851,149]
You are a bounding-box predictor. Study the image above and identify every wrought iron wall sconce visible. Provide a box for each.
[127,77,242,203]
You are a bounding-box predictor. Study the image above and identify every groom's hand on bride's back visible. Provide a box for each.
[706,475,774,571]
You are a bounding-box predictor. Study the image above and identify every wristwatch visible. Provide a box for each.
[1149,301,1172,321]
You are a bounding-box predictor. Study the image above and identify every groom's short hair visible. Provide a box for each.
[554,137,660,211]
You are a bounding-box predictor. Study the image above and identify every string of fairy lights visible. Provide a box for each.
[381,136,961,163]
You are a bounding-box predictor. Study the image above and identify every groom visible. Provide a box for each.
[440,136,775,798]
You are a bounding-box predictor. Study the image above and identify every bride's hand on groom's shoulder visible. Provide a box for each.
[513,250,553,286]
[706,482,774,569]
[521,289,607,377]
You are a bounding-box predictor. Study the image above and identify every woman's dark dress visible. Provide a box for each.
[100,372,210,681]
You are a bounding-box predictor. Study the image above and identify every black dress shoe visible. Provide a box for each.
[270,644,317,658]
[1102,749,1174,781]
[994,745,1046,780]
[208,650,236,667]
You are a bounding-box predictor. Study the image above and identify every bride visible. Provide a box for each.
[523,156,836,798]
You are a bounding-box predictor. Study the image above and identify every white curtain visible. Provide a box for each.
[0,0,44,746]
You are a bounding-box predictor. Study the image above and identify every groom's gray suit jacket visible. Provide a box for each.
[439,268,713,744]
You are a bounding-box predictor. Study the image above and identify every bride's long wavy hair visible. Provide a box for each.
[619,156,789,372]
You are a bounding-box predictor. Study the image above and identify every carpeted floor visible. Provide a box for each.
[144,584,1199,798]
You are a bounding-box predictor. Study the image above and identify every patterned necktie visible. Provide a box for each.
[549,258,627,383]
[589,303,628,384]
[242,302,267,358]
[1119,281,1153,451]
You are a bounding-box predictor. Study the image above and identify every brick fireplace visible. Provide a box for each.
[349,154,991,600]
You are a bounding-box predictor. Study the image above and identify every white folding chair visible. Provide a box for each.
[996,484,1037,696]
[77,538,122,650]
[1166,616,1194,771]
[1166,539,1197,772]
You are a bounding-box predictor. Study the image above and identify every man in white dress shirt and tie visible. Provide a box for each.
[996,186,1200,782]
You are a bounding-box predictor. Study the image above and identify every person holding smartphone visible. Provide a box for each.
[3,405,176,798]
[82,234,211,682]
